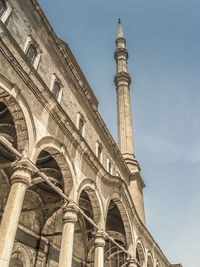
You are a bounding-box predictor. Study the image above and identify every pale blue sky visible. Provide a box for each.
[38,1,200,266]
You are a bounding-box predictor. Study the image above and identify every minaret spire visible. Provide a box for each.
[117,18,124,38]
[114,19,146,225]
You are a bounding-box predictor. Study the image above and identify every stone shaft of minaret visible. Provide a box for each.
[114,18,135,163]
[114,19,146,225]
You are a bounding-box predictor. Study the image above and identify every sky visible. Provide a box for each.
[38,0,200,266]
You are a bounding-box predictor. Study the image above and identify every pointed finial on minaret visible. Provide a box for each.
[117,18,124,39]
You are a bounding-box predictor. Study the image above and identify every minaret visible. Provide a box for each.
[114,18,138,170]
[114,19,146,225]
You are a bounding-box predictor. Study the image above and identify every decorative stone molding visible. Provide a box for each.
[94,230,106,248]
[63,203,78,224]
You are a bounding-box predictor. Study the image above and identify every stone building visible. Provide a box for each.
[0,0,182,267]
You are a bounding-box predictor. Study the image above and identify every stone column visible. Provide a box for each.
[58,203,78,267]
[94,230,106,267]
[0,163,32,267]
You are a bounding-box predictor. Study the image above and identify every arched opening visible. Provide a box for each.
[75,184,103,266]
[71,189,94,266]
[42,208,63,266]
[105,200,127,267]
[33,150,64,195]
[26,43,37,64]
[106,200,125,235]
[147,255,154,267]
[52,81,61,100]
[28,147,74,266]
[0,94,29,224]
[136,242,145,267]
[78,117,84,135]
[0,89,29,155]
[0,101,18,166]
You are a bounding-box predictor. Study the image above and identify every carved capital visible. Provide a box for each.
[94,230,106,248]
[11,162,34,186]
[128,258,137,267]
[63,203,78,224]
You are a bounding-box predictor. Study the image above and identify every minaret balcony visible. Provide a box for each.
[114,72,131,87]
[114,48,128,61]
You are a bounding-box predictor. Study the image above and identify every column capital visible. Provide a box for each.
[127,257,138,267]
[63,203,78,224]
[11,162,34,186]
[94,230,106,248]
